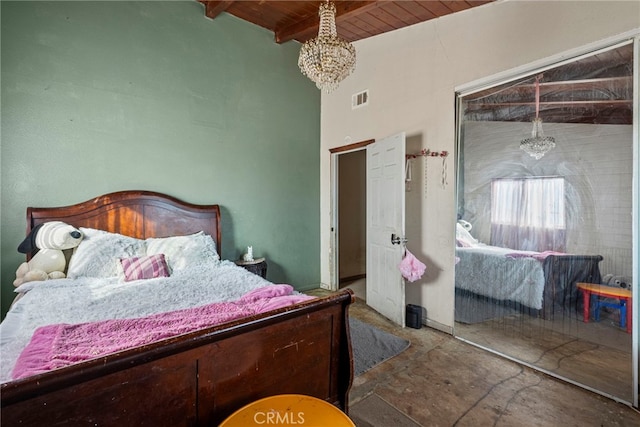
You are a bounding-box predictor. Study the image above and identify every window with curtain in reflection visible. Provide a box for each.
[490,176,566,252]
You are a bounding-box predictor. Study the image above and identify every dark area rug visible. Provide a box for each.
[349,394,421,427]
[350,318,410,376]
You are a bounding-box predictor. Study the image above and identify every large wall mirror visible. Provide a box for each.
[454,41,635,403]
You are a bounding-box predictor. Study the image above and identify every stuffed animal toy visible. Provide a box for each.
[457,219,473,231]
[13,221,84,287]
[602,273,633,290]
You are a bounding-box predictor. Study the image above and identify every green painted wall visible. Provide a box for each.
[0,1,321,318]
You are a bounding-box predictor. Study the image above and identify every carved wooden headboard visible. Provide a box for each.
[25,190,222,256]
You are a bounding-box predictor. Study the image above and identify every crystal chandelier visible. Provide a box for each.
[520,76,555,159]
[298,1,356,93]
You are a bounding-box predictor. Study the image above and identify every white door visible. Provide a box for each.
[366,132,406,326]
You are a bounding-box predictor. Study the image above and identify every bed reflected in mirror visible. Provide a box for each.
[454,42,634,403]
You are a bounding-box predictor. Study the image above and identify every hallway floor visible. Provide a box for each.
[310,286,640,426]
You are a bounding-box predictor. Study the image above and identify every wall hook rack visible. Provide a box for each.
[405,148,449,194]
[406,148,448,159]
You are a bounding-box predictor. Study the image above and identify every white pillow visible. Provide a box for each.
[145,232,219,271]
[66,228,147,279]
[456,223,479,246]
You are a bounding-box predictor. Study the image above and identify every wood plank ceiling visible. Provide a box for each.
[197,0,493,43]
[463,43,635,125]
[197,1,634,125]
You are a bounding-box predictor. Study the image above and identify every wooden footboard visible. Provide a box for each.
[1,290,355,426]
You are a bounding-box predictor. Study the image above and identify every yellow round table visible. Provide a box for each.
[220,394,355,427]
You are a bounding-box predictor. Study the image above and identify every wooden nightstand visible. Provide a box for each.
[234,257,267,279]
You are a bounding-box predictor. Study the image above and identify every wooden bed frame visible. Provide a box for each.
[1,190,355,426]
[455,248,603,320]
[541,254,603,318]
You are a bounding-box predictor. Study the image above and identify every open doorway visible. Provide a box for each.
[330,134,408,328]
[334,148,367,301]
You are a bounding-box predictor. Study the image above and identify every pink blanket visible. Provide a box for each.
[12,285,313,379]
[505,250,566,261]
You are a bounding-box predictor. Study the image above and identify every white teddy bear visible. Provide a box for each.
[13,221,84,287]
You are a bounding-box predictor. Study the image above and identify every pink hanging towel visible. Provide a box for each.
[398,250,426,282]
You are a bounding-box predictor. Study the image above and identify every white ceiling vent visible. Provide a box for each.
[352,90,369,109]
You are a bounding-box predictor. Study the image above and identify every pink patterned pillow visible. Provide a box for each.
[118,254,170,282]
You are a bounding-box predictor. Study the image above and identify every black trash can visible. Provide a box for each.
[406,304,423,329]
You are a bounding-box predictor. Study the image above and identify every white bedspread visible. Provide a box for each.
[455,244,546,310]
[0,260,271,383]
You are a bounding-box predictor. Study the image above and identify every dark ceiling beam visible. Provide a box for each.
[275,1,378,44]
[467,108,633,125]
[465,100,632,110]
[468,99,633,109]
[529,77,630,93]
[199,1,235,20]
[468,76,632,100]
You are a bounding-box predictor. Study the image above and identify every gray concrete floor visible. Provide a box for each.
[309,285,640,426]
